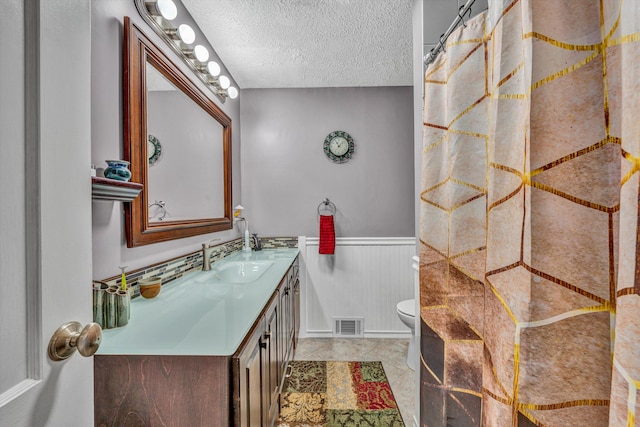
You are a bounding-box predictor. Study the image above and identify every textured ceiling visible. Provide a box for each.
[181,0,414,89]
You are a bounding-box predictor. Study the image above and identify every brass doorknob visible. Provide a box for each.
[48,321,102,361]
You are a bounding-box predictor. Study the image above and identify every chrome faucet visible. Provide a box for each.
[251,233,262,251]
[202,239,220,271]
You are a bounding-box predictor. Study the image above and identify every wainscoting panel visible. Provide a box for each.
[300,237,416,337]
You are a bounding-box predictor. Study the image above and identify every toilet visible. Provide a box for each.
[396,299,417,371]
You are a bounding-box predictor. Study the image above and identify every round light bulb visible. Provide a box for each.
[178,24,195,45]
[194,45,209,62]
[227,87,238,99]
[219,75,230,89]
[156,0,177,20]
[207,61,221,77]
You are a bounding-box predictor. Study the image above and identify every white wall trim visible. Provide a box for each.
[305,330,412,339]
[299,236,416,339]
[305,237,416,246]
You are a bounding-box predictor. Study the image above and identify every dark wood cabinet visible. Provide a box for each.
[236,293,279,427]
[232,258,300,427]
[236,319,265,427]
[264,294,279,426]
[94,355,231,426]
[278,276,292,384]
[292,267,300,349]
[95,255,299,427]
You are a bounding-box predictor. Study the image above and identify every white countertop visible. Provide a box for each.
[97,248,299,356]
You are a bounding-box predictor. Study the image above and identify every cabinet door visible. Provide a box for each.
[293,276,300,348]
[278,277,290,382]
[291,258,300,349]
[264,295,279,426]
[237,318,266,427]
[246,342,263,427]
[285,268,295,359]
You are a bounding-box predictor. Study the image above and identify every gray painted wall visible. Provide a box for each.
[91,1,415,280]
[423,0,488,51]
[240,87,415,238]
[90,0,241,280]
[147,90,225,220]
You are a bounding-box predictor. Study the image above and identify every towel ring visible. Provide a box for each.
[317,198,336,216]
[149,200,167,220]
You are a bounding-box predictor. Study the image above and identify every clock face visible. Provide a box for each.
[323,131,354,163]
[330,136,349,156]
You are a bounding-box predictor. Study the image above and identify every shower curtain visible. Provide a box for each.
[420,1,640,426]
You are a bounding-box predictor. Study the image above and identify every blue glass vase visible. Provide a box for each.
[104,160,132,182]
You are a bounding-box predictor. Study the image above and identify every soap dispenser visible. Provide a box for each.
[235,205,251,253]
[244,221,251,253]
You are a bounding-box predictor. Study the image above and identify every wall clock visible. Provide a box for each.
[323,130,354,163]
[148,134,162,165]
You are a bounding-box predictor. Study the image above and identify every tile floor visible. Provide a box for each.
[293,338,416,426]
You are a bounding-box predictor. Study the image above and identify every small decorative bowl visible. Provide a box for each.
[137,277,162,299]
[104,160,132,182]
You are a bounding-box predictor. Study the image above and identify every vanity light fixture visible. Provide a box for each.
[207,61,221,77]
[193,45,209,63]
[219,75,231,90]
[206,61,222,86]
[165,23,193,46]
[176,24,196,53]
[177,24,195,44]
[147,0,178,21]
[137,0,238,102]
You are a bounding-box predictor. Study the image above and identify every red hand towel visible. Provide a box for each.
[319,215,336,255]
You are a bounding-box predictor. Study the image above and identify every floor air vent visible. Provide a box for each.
[333,318,364,337]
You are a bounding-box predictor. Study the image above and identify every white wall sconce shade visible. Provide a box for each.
[207,61,221,77]
[147,0,178,20]
[178,24,195,44]
[194,45,209,62]
[219,75,230,89]
[227,86,238,99]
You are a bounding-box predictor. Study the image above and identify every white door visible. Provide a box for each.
[0,1,94,426]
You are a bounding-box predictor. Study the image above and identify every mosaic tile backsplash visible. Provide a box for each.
[98,237,298,299]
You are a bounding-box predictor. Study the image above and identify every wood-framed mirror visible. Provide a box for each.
[124,17,232,247]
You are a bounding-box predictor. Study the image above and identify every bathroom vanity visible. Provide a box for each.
[94,249,300,427]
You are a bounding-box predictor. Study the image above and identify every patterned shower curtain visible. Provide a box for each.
[420,1,640,426]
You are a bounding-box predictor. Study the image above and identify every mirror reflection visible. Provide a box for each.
[146,63,225,222]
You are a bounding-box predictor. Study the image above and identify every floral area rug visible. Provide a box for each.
[277,361,405,427]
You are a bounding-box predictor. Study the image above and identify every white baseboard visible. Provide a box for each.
[300,330,412,339]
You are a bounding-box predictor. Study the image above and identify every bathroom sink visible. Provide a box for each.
[214,260,274,284]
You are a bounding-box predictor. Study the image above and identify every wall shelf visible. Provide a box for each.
[92,177,143,202]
